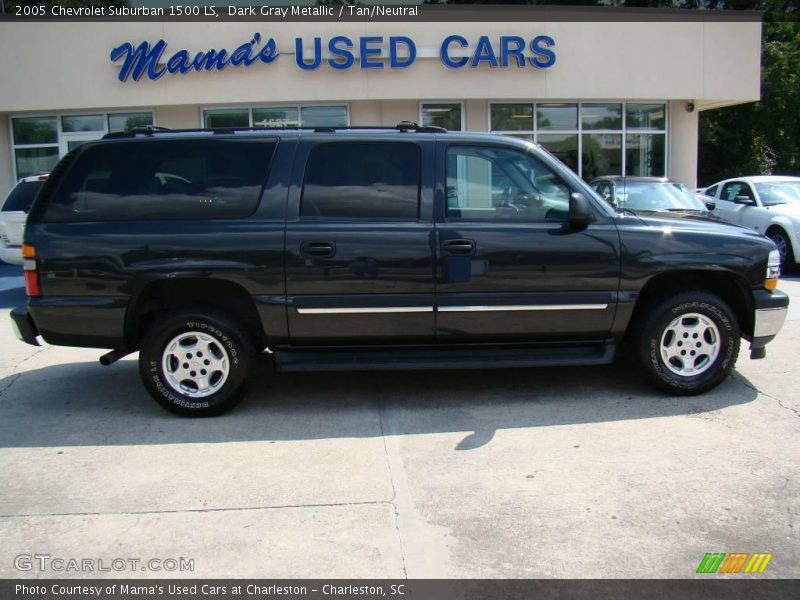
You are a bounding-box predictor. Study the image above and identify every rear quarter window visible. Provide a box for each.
[3,180,45,212]
[44,138,276,222]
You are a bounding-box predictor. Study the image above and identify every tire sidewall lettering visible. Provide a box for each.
[149,319,244,410]
[649,298,737,389]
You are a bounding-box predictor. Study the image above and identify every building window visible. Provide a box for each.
[202,105,348,129]
[624,103,666,177]
[11,111,154,180]
[108,112,154,133]
[537,103,578,131]
[420,103,463,131]
[12,117,59,179]
[489,101,667,180]
[253,107,299,128]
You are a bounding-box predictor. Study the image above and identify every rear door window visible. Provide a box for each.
[45,138,276,221]
[3,180,45,212]
[301,142,420,220]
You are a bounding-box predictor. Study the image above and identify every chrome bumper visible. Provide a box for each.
[753,307,788,338]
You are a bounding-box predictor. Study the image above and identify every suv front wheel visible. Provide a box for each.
[138,309,254,416]
[637,291,740,395]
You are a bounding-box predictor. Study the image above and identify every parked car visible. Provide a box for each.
[590,176,715,216]
[0,174,48,265]
[702,176,800,266]
[10,125,788,416]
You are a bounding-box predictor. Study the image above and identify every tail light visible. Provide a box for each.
[22,244,40,297]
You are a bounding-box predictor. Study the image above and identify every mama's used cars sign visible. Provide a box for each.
[110,33,556,82]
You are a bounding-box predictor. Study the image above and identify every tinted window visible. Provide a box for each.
[446,145,571,221]
[720,182,753,202]
[3,180,45,212]
[301,143,420,219]
[45,139,275,222]
[705,185,718,197]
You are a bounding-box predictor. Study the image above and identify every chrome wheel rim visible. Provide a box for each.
[769,233,788,262]
[659,312,721,377]
[161,332,230,398]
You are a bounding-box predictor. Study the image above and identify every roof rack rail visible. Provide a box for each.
[397,121,447,133]
[101,122,448,140]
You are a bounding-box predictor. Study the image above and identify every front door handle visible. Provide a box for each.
[442,239,475,256]
[300,241,336,258]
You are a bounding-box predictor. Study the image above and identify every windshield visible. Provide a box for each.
[2,179,45,212]
[755,182,800,206]
[616,182,707,212]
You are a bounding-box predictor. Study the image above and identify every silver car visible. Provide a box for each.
[701,175,800,266]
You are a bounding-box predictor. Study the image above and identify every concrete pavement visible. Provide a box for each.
[0,261,797,578]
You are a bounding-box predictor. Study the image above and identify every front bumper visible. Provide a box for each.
[10,306,40,346]
[749,289,789,357]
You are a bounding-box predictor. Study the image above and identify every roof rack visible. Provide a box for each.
[102,122,447,139]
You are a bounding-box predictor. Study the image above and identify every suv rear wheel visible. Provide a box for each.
[138,309,254,416]
[636,291,740,395]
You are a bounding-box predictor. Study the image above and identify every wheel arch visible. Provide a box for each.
[626,269,754,340]
[764,220,798,258]
[124,278,267,350]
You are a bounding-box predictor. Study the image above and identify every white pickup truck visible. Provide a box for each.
[0,174,48,265]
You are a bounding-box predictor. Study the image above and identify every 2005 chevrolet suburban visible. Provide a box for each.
[10,123,789,416]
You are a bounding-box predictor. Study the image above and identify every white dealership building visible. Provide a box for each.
[0,11,762,196]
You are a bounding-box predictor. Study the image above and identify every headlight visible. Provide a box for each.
[765,249,781,290]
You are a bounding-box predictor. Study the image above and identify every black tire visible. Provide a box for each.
[138,308,254,416]
[636,291,740,395]
[767,228,795,267]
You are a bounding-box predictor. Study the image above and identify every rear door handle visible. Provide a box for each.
[300,241,336,258]
[441,239,475,256]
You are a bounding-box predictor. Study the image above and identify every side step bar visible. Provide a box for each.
[273,342,615,372]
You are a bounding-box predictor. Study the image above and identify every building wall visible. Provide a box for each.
[0,21,761,112]
[668,100,700,188]
[154,105,200,129]
[0,118,12,198]
[0,19,759,194]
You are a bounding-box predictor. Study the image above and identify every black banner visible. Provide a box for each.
[0,4,764,23]
[3,580,800,600]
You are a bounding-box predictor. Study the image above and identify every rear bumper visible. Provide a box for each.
[10,306,40,346]
[750,289,789,354]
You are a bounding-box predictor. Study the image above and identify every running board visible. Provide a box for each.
[273,342,615,372]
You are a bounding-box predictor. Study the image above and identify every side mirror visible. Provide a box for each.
[569,192,595,227]
[705,199,716,211]
[734,195,754,205]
